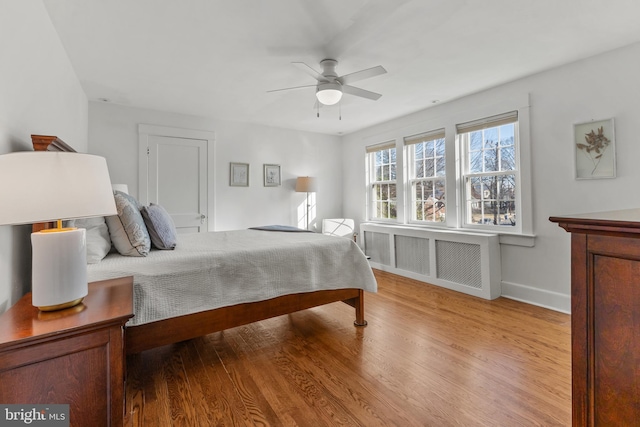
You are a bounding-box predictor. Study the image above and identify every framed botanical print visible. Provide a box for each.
[574,118,616,179]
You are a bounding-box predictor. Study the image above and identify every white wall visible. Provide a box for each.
[0,1,88,313]
[88,102,343,231]
[342,42,640,313]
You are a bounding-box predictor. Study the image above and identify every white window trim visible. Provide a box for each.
[405,130,447,226]
[458,114,521,234]
[365,140,399,222]
[453,95,533,238]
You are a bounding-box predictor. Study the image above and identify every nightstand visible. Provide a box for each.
[0,276,133,427]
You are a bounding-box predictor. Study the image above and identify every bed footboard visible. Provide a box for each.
[125,288,366,354]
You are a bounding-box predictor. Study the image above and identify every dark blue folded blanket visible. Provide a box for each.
[249,225,312,232]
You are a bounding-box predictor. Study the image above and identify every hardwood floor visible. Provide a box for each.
[125,270,571,426]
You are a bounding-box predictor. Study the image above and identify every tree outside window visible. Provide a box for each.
[406,131,446,223]
[463,121,517,227]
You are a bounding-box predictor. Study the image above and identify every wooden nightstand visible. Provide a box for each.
[0,276,133,427]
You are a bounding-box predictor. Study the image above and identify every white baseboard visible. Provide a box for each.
[500,280,570,314]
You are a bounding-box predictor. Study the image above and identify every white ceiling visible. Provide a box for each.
[44,0,640,136]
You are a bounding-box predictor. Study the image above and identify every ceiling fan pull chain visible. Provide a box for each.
[339,102,342,120]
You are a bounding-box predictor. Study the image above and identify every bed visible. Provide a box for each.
[31,135,377,354]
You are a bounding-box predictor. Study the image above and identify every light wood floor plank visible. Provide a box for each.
[125,269,571,426]
[197,333,265,425]
[176,341,221,425]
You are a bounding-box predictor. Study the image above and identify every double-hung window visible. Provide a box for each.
[405,129,446,223]
[367,141,397,220]
[364,99,531,240]
[457,111,518,229]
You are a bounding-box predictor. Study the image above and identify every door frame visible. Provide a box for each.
[138,124,216,231]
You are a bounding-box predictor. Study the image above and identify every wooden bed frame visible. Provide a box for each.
[32,135,368,354]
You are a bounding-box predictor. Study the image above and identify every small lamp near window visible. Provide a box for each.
[295,176,318,230]
[0,152,117,311]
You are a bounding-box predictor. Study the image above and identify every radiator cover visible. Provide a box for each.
[361,223,501,299]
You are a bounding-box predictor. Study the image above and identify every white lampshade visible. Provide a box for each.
[0,152,117,225]
[0,151,117,310]
[295,176,318,193]
[316,82,342,106]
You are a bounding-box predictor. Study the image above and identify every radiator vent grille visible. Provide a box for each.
[360,223,500,299]
[436,241,482,289]
[395,235,430,275]
[364,231,390,265]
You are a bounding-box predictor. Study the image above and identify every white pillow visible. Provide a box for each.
[71,217,111,264]
[105,191,151,257]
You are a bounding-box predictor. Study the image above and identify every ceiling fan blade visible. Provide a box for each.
[267,84,316,93]
[292,62,330,82]
[342,85,382,101]
[338,65,387,85]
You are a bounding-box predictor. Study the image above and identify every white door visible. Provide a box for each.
[139,125,214,234]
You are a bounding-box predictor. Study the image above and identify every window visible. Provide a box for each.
[363,98,531,240]
[367,141,397,220]
[405,130,446,223]
[457,111,518,228]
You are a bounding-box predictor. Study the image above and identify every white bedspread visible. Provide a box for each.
[87,229,377,325]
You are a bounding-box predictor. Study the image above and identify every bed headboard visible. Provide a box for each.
[31,135,77,232]
[31,135,76,153]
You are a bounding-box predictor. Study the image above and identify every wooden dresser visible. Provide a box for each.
[0,277,133,427]
[550,209,640,426]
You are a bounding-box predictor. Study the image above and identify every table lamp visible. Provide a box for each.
[295,176,318,230]
[0,151,117,311]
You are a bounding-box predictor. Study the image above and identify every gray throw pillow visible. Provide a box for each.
[141,203,178,250]
[105,191,151,257]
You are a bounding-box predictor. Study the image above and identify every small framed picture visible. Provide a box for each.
[263,164,281,187]
[574,118,616,179]
[230,162,249,187]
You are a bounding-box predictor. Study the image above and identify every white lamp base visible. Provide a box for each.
[31,228,87,311]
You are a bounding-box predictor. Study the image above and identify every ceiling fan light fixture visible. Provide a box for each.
[316,82,342,105]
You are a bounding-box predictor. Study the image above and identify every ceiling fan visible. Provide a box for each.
[268,59,387,106]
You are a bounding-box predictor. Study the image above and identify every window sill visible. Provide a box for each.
[498,233,536,247]
[464,225,536,247]
[364,221,536,247]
